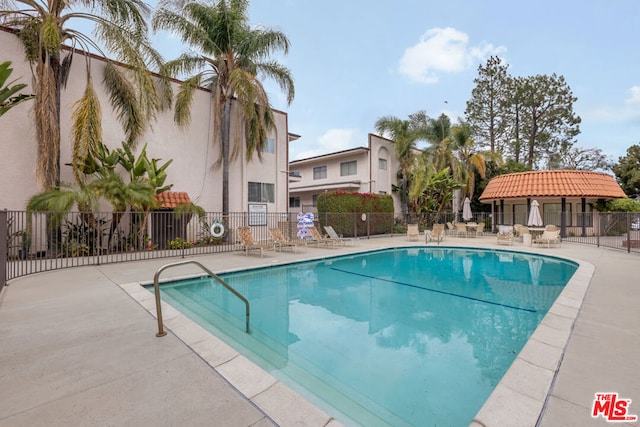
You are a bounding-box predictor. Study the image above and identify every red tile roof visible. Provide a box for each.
[156,191,191,209]
[479,170,626,201]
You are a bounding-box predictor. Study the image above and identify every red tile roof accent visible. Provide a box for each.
[479,170,626,201]
[156,191,191,209]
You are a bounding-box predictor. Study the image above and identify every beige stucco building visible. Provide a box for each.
[288,134,402,215]
[1,28,291,214]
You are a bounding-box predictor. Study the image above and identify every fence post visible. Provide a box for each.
[627,212,631,253]
[1,210,7,290]
[353,212,357,238]
[0,209,9,293]
[596,212,600,247]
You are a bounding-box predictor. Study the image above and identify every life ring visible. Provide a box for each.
[210,222,225,238]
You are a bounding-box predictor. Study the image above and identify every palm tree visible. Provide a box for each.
[424,114,457,174]
[152,0,294,214]
[450,122,488,201]
[1,0,171,190]
[374,110,430,219]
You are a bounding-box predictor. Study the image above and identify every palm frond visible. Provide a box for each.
[255,59,294,105]
[103,61,143,144]
[71,79,102,184]
[174,74,202,127]
[26,184,99,226]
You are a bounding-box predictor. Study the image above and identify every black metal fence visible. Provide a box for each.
[2,209,639,290]
[1,210,400,286]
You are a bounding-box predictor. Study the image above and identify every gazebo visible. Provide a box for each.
[479,170,626,237]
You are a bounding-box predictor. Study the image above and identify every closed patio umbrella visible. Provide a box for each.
[528,200,543,227]
[463,256,473,281]
[528,256,542,286]
[462,197,473,222]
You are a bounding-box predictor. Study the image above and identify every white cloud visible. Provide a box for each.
[398,27,505,84]
[292,128,361,160]
[625,86,640,104]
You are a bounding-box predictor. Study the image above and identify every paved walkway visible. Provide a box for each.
[0,236,638,426]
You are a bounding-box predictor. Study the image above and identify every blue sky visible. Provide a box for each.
[151,0,640,163]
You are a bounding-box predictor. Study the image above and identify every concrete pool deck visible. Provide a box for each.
[0,235,638,426]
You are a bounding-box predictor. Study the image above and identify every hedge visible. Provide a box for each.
[316,190,394,237]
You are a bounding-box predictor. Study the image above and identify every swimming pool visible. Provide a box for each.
[149,247,577,426]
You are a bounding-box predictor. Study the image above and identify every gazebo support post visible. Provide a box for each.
[492,201,498,232]
[581,198,587,237]
[561,197,567,238]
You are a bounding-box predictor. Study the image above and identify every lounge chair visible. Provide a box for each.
[237,226,276,257]
[268,227,306,252]
[306,225,342,248]
[446,222,455,235]
[407,224,420,241]
[324,226,356,246]
[533,230,561,248]
[425,224,445,244]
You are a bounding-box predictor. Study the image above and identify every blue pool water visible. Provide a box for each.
[149,247,577,426]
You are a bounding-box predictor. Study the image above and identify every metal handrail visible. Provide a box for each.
[152,260,250,337]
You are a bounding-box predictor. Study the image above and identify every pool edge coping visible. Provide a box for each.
[118,244,593,427]
[470,254,594,427]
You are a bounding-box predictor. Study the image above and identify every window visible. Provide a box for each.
[379,191,387,195]
[544,203,572,226]
[248,182,275,203]
[289,170,301,178]
[514,204,527,225]
[340,160,357,176]
[289,196,300,208]
[379,158,387,170]
[577,203,593,227]
[312,194,318,207]
[313,166,327,180]
[262,137,275,153]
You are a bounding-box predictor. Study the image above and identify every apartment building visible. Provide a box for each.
[288,134,402,214]
[1,28,291,214]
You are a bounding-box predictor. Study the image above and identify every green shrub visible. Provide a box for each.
[598,198,640,212]
[167,237,192,249]
[316,190,394,236]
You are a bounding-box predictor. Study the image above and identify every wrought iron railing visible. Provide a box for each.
[2,209,639,290]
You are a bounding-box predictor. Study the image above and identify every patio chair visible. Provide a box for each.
[268,228,306,253]
[425,223,445,244]
[407,224,420,241]
[324,226,355,246]
[533,230,561,248]
[496,229,514,246]
[306,225,342,248]
[545,224,559,232]
[455,222,468,237]
[237,226,276,257]
[475,222,485,237]
[513,224,528,241]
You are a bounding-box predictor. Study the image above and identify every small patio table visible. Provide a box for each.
[528,227,545,239]
[465,223,478,237]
